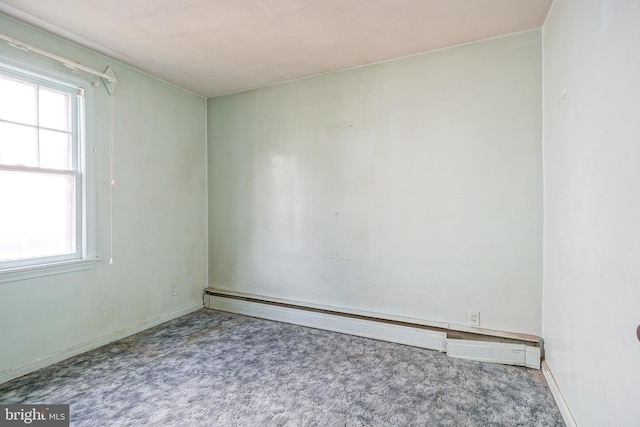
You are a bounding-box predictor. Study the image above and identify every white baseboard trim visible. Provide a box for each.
[0,302,203,385]
[206,294,447,352]
[205,290,543,369]
[541,361,578,427]
[446,339,541,369]
[205,288,538,343]
[206,288,449,330]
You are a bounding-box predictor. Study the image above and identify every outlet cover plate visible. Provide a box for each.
[468,310,480,326]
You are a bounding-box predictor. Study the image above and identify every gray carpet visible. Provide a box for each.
[0,309,564,426]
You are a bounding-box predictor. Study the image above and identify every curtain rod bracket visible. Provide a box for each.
[102,66,117,95]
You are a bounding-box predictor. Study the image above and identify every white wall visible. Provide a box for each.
[542,0,640,425]
[0,14,208,382]
[208,31,543,335]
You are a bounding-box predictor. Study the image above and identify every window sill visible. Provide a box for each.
[0,258,99,284]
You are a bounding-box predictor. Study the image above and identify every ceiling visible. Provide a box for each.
[0,0,552,98]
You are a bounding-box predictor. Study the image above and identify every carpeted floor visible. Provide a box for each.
[0,309,564,426]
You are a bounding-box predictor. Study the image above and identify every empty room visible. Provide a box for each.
[0,0,638,426]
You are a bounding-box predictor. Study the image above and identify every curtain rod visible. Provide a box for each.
[0,32,117,84]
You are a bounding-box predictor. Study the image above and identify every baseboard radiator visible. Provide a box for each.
[204,288,541,369]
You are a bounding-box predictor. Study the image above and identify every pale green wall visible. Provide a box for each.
[208,31,543,335]
[542,0,640,425]
[0,13,550,388]
[0,14,208,382]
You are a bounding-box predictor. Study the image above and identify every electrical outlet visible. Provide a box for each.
[468,310,480,327]
[171,287,177,297]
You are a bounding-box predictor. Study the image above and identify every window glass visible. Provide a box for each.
[0,170,76,262]
[0,61,90,271]
[0,75,37,125]
[0,122,38,167]
[39,129,72,170]
[39,87,71,131]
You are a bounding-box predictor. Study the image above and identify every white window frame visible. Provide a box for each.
[0,53,97,283]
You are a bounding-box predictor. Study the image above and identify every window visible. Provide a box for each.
[0,57,95,277]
